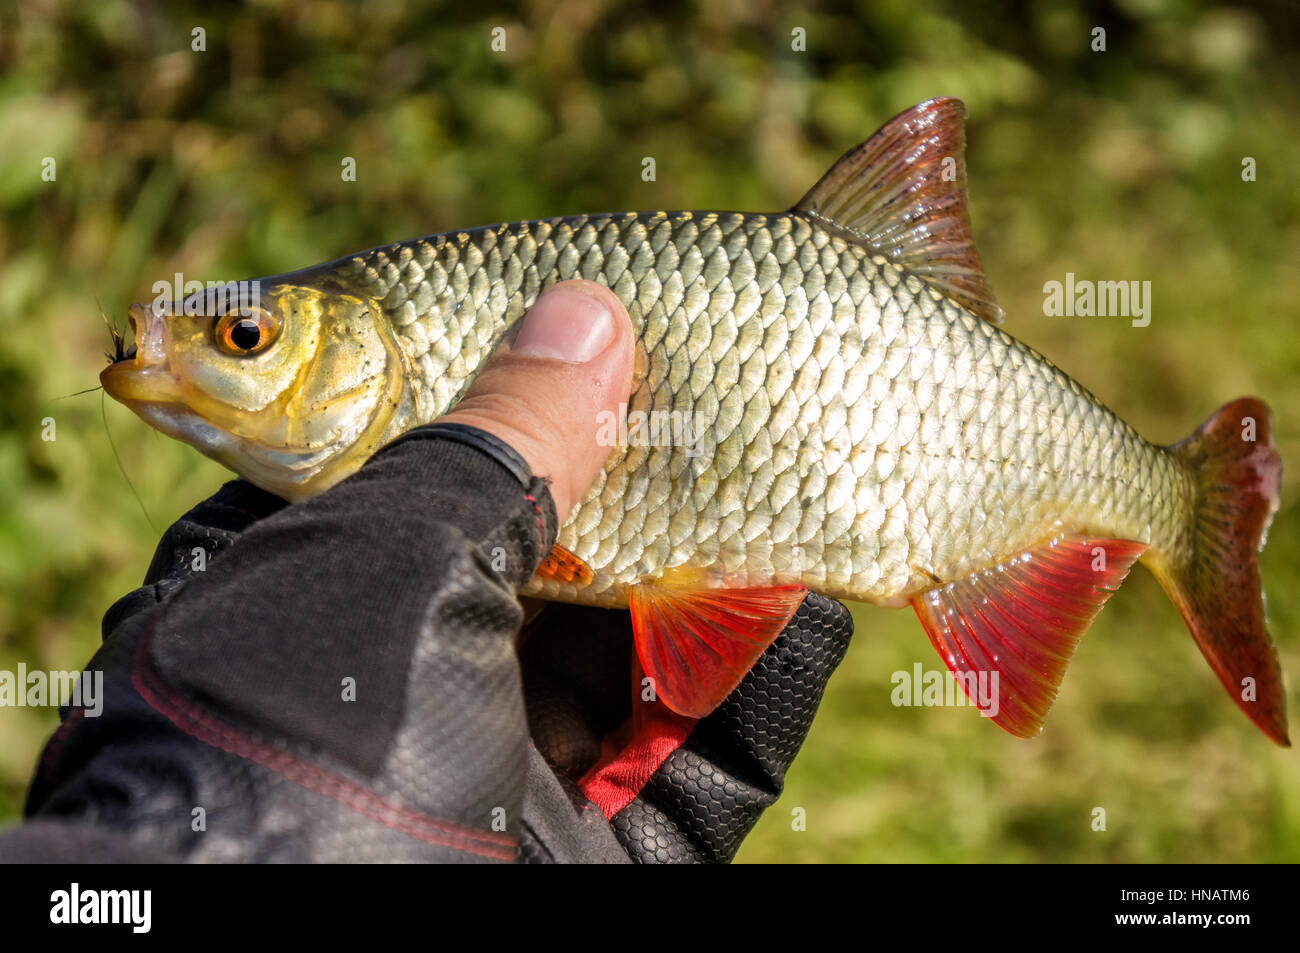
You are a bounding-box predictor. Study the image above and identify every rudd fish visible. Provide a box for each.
[102,98,1289,744]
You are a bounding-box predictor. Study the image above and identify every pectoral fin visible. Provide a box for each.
[533,544,595,586]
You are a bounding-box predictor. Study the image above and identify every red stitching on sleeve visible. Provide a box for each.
[130,612,518,861]
[38,707,86,789]
[523,492,546,546]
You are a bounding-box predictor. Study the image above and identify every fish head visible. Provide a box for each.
[100,279,410,501]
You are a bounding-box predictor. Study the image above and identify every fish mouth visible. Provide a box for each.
[101,301,183,403]
[101,358,342,499]
[100,359,190,407]
[100,300,220,447]
[100,360,221,459]
[103,301,165,375]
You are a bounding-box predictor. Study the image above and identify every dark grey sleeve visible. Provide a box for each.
[3,424,558,863]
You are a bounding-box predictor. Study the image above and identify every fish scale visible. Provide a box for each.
[321,206,1189,610]
[102,98,1287,741]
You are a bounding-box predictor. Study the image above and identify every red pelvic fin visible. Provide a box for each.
[910,536,1147,738]
[628,573,807,719]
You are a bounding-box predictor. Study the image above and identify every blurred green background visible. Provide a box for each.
[2,0,1298,862]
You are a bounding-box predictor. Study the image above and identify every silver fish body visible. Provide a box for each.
[316,207,1189,609]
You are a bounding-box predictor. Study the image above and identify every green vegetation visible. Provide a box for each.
[1,0,1297,861]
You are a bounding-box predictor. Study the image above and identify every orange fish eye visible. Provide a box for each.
[215,307,280,356]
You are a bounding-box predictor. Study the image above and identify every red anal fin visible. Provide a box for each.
[533,544,594,586]
[910,536,1147,738]
[629,573,807,719]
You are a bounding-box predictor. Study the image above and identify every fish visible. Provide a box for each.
[101,98,1288,746]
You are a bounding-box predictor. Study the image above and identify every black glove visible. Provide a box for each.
[1,424,851,863]
[520,594,852,862]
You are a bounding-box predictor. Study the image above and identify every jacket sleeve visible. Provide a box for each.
[4,424,559,863]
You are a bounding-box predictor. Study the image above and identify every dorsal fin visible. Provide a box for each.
[794,97,1004,324]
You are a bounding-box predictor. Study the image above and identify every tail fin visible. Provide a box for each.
[1150,397,1288,745]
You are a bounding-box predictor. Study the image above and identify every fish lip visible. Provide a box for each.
[125,398,221,446]
[99,361,351,500]
[100,361,187,406]
[98,364,246,452]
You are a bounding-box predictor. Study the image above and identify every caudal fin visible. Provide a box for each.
[1150,397,1288,745]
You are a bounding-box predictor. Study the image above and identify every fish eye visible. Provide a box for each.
[215,307,280,356]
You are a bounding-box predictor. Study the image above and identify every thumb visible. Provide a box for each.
[438,280,635,523]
